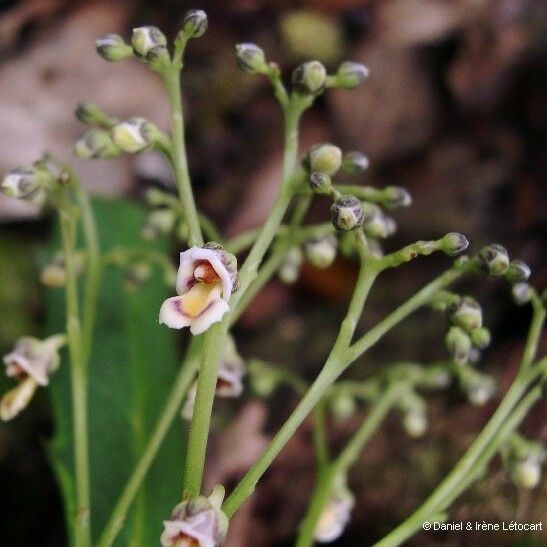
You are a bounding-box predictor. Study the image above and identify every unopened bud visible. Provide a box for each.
[111,117,160,153]
[505,260,531,283]
[124,262,152,292]
[361,203,390,239]
[1,165,51,201]
[440,232,469,257]
[74,129,120,160]
[512,457,542,489]
[96,34,134,62]
[182,9,208,38]
[335,61,370,89]
[331,195,364,231]
[305,235,337,269]
[131,26,167,58]
[512,283,532,305]
[292,60,327,95]
[75,102,110,126]
[448,296,482,332]
[383,186,412,208]
[403,408,428,438]
[235,43,267,73]
[479,243,510,276]
[461,370,496,406]
[330,393,357,422]
[141,208,177,240]
[445,326,472,365]
[341,151,369,175]
[306,144,342,176]
[309,172,332,194]
[470,327,491,349]
[279,247,303,284]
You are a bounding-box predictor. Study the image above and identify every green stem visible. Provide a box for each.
[521,300,545,370]
[313,402,329,469]
[97,339,201,547]
[163,66,203,247]
[59,203,91,547]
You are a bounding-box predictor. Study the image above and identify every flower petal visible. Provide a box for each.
[0,377,38,421]
[189,298,229,335]
[159,296,193,329]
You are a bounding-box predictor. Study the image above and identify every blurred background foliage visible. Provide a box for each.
[0,0,545,545]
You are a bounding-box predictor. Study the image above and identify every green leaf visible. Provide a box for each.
[46,198,184,545]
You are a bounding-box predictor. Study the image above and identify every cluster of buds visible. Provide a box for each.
[1,335,65,420]
[501,434,546,489]
[159,243,238,335]
[314,473,355,543]
[161,485,228,547]
[479,244,531,284]
[182,336,245,420]
[40,251,85,288]
[1,162,55,204]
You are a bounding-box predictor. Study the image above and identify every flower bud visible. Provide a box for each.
[75,102,109,126]
[331,195,364,231]
[479,243,510,276]
[505,260,531,283]
[330,393,357,422]
[448,296,482,332]
[40,252,84,288]
[292,60,327,95]
[305,235,337,269]
[182,9,208,38]
[341,151,369,175]
[512,457,542,489]
[383,186,412,208]
[279,247,303,284]
[306,144,342,176]
[95,34,134,62]
[141,208,177,240]
[124,262,152,292]
[440,232,470,257]
[309,172,332,194]
[403,408,428,438]
[445,326,472,365]
[249,361,278,397]
[131,26,167,58]
[460,370,496,406]
[512,282,532,305]
[235,43,268,73]
[361,203,391,239]
[335,61,370,89]
[74,129,120,160]
[111,117,159,153]
[0,165,52,201]
[470,327,491,349]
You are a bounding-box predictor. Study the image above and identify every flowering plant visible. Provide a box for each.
[1,8,545,547]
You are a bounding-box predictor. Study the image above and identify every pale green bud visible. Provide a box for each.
[292,60,327,95]
[74,129,120,159]
[111,117,159,153]
[479,243,510,276]
[330,393,357,422]
[279,247,303,284]
[448,296,482,332]
[141,208,177,240]
[440,232,470,257]
[341,151,369,175]
[306,144,342,176]
[1,165,51,201]
[124,262,152,292]
[96,34,134,62]
[331,195,364,231]
[512,283,532,305]
[512,457,542,489]
[505,260,531,283]
[235,43,268,73]
[305,235,337,269]
[335,61,370,89]
[361,203,390,239]
[131,26,167,58]
[182,9,208,38]
[308,172,332,194]
[383,186,412,208]
[403,408,428,438]
[445,326,472,365]
[460,370,496,406]
[471,327,491,349]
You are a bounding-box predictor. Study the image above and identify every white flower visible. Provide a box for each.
[314,475,355,543]
[1,334,65,420]
[159,244,238,335]
[161,487,229,547]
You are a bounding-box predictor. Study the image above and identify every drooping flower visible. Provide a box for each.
[314,474,355,543]
[182,336,245,420]
[159,243,238,335]
[1,335,65,420]
[161,486,229,547]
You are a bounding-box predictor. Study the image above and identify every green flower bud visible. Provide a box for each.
[330,393,357,422]
[403,408,428,438]
[131,26,167,58]
[335,61,370,89]
[40,252,84,288]
[460,370,496,406]
[182,9,208,38]
[74,129,120,160]
[470,327,491,349]
[331,195,364,231]
[95,34,134,62]
[445,326,472,365]
[141,208,177,240]
[479,243,510,276]
[1,165,51,201]
[235,43,268,73]
[75,102,103,125]
[341,151,369,175]
[448,296,483,332]
[279,247,303,284]
[439,232,470,257]
[308,172,332,194]
[505,260,531,283]
[512,457,542,489]
[383,186,412,208]
[306,144,342,176]
[124,262,152,292]
[361,203,391,239]
[305,235,338,269]
[512,283,532,305]
[111,117,160,153]
[292,60,327,95]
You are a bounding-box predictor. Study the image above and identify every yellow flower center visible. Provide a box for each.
[180,281,222,318]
